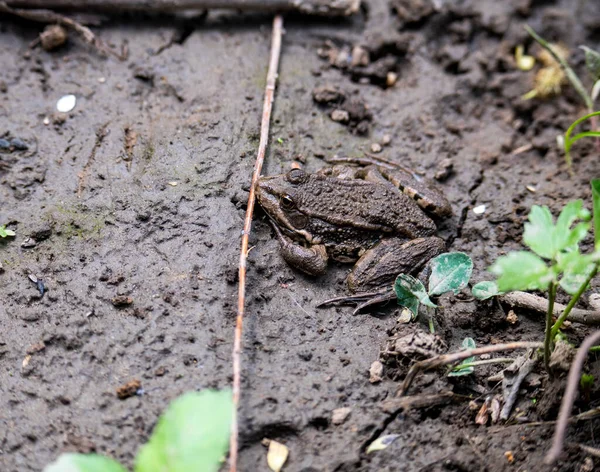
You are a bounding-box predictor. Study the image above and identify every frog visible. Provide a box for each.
[256,160,451,302]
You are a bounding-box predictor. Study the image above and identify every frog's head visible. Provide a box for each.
[256,169,312,239]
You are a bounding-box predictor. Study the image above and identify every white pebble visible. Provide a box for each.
[473,204,486,215]
[56,94,76,112]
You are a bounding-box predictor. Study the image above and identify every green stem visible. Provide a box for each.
[453,358,515,370]
[551,264,599,339]
[589,345,600,352]
[525,25,593,110]
[563,112,600,174]
[544,281,558,373]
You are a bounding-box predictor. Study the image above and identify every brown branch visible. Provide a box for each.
[4,0,360,16]
[398,341,543,397]
[229,14,283,472]
[0,1,126,59]
[545,330,600,464]
[500,291,600,325]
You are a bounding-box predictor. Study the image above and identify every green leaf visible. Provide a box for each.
[0,225,15,238]
[394,274,436,318]
[428,252,473,296]
[472,281,502,300]
[557,251,596,295]
[490,251,553,292]
[523,206,555,259]
[592,180,600,250]
[366,434,401,453]
[44,454,127,472]
[448,338,476,377]
[523,202,590,260]
[135,390,233,472]
[581,46,600,81]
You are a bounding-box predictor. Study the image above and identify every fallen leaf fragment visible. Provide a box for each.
[267,440,289,472]
[366,434,400,453]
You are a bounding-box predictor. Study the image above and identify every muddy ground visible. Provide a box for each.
[2,0,600,471]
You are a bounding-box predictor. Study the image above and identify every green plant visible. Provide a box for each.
[562,111,600,171]
[0,225,15,238]
[525,27,600,172]
[489,180,600,372]
[394,252,473,332]
[43,389,233,472]
[448,338,476,376]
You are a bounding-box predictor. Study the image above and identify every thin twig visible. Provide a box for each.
[229,14,283,472]
[0,1,126,59]
[500,291,600,325]
[398,342,543,397]
[569,442,600,458]
[4,0,360,16]
[546,330,600,464]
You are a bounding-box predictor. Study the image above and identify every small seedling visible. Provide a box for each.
[394,252,473,332]
[561,111,600,171]
[43,389,233,472]
[0,225,15,238]
[524,27,600,172]
[448,338,476,377]
[489,180,600,372]
[471,280,503,300]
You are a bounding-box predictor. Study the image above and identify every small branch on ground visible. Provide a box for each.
[569,443,600,458]
[0,1,126,59]
[398,341,543,397]
[230,14,283,472]
[500,351,538,420]
[500,291,600,326]
[545,330,600,464]
[4,0,360,16]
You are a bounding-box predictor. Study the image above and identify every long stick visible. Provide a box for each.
[229,14,283,472]
[545,330,600,464]
[4,0,360,16]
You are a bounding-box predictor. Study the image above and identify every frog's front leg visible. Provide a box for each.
[346,237,445,292]
[270,223,328,276]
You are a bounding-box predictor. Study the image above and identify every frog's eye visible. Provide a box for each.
[280,194,296,210]
[286,168,307,185]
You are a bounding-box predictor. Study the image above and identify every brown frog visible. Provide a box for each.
[256,162,451,295]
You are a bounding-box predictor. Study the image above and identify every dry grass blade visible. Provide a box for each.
[229,14,284,472]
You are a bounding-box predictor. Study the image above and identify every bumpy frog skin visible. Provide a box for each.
[256,165,451,292]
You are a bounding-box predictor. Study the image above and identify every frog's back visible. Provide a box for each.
[296,174,436,239]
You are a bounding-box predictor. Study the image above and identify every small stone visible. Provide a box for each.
[116,379,141,399]
[98,77,106,83]
[56,94,76,113]
[434,158,453,181]
[111,295,133,307]
[381,134,391,146]
[370,143,382,153]
[21,237,37,248]
[0,139,10,150]
[506,310,518,324]
[330,109,350,123]
[40,24,68,51]
[312,85,344,104]
[43,116,50,126]
[369,360,383,384]
[52,113,67,125]
[351,45,370,67]
[386,72,398,87]
[473,204,486,215]
[10,138,28,150]
[332,407,352,425]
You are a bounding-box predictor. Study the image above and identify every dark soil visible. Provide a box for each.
[1,1,600,471]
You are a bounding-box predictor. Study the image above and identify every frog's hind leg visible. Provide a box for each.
[346,237,445,293]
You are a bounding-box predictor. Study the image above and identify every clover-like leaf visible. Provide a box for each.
[44,454,127,472]
[490,251,554,293]
[557,251,596,295]
[135,389,233,472]
[472,281,502,300]
[428,252,473,296]
[448,337,476,377]
[394,274,436,318]
[581,46,600,81]
[366,434,401,453]
[0,225,15,238]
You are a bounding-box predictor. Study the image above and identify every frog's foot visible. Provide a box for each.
[347,236,445,293]
[317,288,396,315]
[271,221,328,276]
